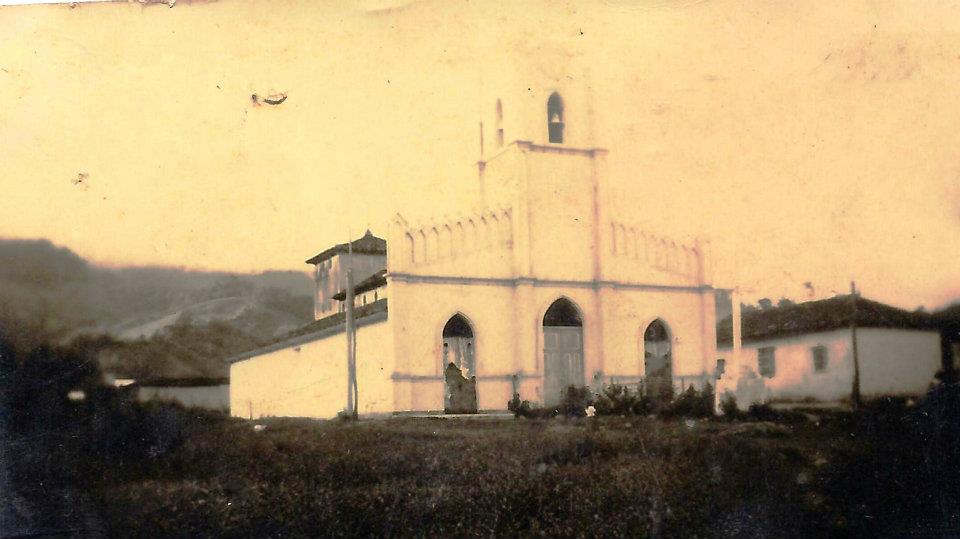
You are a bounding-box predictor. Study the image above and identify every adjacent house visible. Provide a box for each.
[716,296,941,405]
[134,377,230,412]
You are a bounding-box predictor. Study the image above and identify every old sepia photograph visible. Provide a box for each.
[1,0,959,537]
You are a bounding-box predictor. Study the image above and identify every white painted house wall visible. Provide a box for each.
[719,327,941,403]
[137,385,230,412]
[230,315,394,419]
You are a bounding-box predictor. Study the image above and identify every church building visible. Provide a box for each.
[228,59,732,419]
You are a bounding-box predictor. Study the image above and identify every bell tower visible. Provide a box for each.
[475,44,610,284]
[478,42,600,160]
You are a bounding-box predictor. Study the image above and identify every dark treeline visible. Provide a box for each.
[0,238,314,378]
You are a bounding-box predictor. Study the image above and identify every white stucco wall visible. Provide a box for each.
[265,80,721,415]
[388,277,716,411]
[856,328,942,396]
[386,136,717,411]
[230,315,394,420]
[137,385,230,411]
[312,252,385,319]
[719,327,941,403]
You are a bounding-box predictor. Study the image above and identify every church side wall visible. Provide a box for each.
[230,317,394,419]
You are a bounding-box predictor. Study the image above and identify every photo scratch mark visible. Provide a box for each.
[72,172,89,191]
[251,92,288,107]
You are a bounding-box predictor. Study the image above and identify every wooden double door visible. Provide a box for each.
[543,326,584,406]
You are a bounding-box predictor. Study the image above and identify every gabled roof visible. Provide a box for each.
[717,295,934,346]
[225,298,388,364]
[134,377,230,388]
[332,270,387,301]
[305,230,387,265]
[284,297,387,340]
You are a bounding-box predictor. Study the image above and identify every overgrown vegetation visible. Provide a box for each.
[0,238,313,377]
[659,383,715,419]
[510,382,716,421]
[5,340,959,537]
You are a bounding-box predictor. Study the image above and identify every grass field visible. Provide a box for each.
[73,401,956,539]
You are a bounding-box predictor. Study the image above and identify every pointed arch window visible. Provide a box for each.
[547,92,564,144]
[442,313,477,414]
[643,319,673,401]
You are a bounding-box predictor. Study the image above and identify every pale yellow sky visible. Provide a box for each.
[1,0,958,310]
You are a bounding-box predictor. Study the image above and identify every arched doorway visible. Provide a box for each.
[643,319,673,401]
[442,314,477,414]
[542,298,584,406]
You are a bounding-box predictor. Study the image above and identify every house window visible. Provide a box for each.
[811,345,828,372]
[758,347,776,378]
[547,92,564,143]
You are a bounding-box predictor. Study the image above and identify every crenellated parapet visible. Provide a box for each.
[608,221,708,284]
[390,208,514,273]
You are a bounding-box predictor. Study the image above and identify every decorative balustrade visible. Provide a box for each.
[609,221,705,281]
[391,208,513,270]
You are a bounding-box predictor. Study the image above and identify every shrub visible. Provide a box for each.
[719,392,741,419]
[593,384,637,416]
[507,386,594,419]
[507,393,555,419]
[557,385,593,418]
[745,402,778,421]
[593,384,657,416]
[660,383,715,419]
[631,394,657,416]
[507,393,531,418]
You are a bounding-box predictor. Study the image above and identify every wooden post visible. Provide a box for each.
[345,233,358,419]
[850,281,861,410]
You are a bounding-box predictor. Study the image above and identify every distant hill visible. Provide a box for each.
[0,238,314,377]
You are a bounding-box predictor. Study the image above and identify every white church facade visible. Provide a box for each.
[228,67,731,419]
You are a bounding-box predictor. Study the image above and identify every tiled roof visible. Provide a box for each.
[284,297,387,339]
[225,298,388,364]
[717,295,934,345]
[305,230,387,265]
[134,377,230,387]
[332,270,387,301]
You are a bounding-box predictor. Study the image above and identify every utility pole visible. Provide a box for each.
[478,121,484,158]
[850,281,861,411]
[345,233,359,419]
